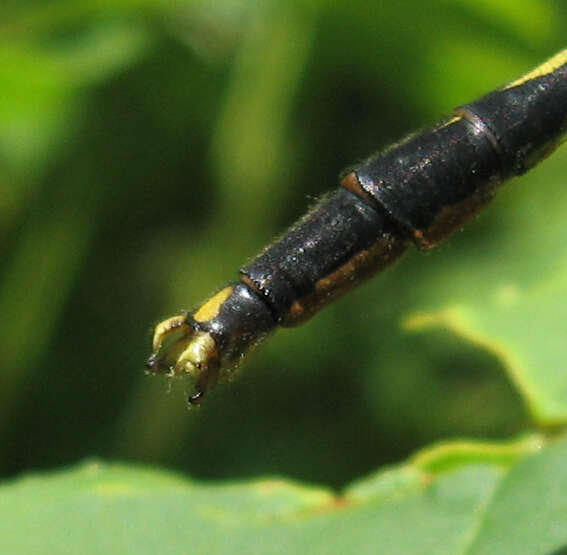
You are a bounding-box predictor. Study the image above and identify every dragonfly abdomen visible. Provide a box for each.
[147,48,567,404]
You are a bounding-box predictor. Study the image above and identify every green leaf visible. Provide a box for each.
[406,282,567,425]
[468,437,567,554]
[2,436,566,554]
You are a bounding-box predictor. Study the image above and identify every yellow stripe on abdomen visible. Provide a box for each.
[506,49,567,89]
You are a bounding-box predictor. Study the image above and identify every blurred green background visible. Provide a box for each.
[1,0,566,489]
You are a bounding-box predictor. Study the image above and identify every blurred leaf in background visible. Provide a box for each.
[1,0,567,551]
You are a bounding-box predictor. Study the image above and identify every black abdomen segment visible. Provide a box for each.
[241,188,409,325]
[353,114,502,246]
[355,58,567,247]
[464,60,567,178]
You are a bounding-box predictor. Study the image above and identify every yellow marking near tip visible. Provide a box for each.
[506,49,567,89]
[193,286,234,323]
